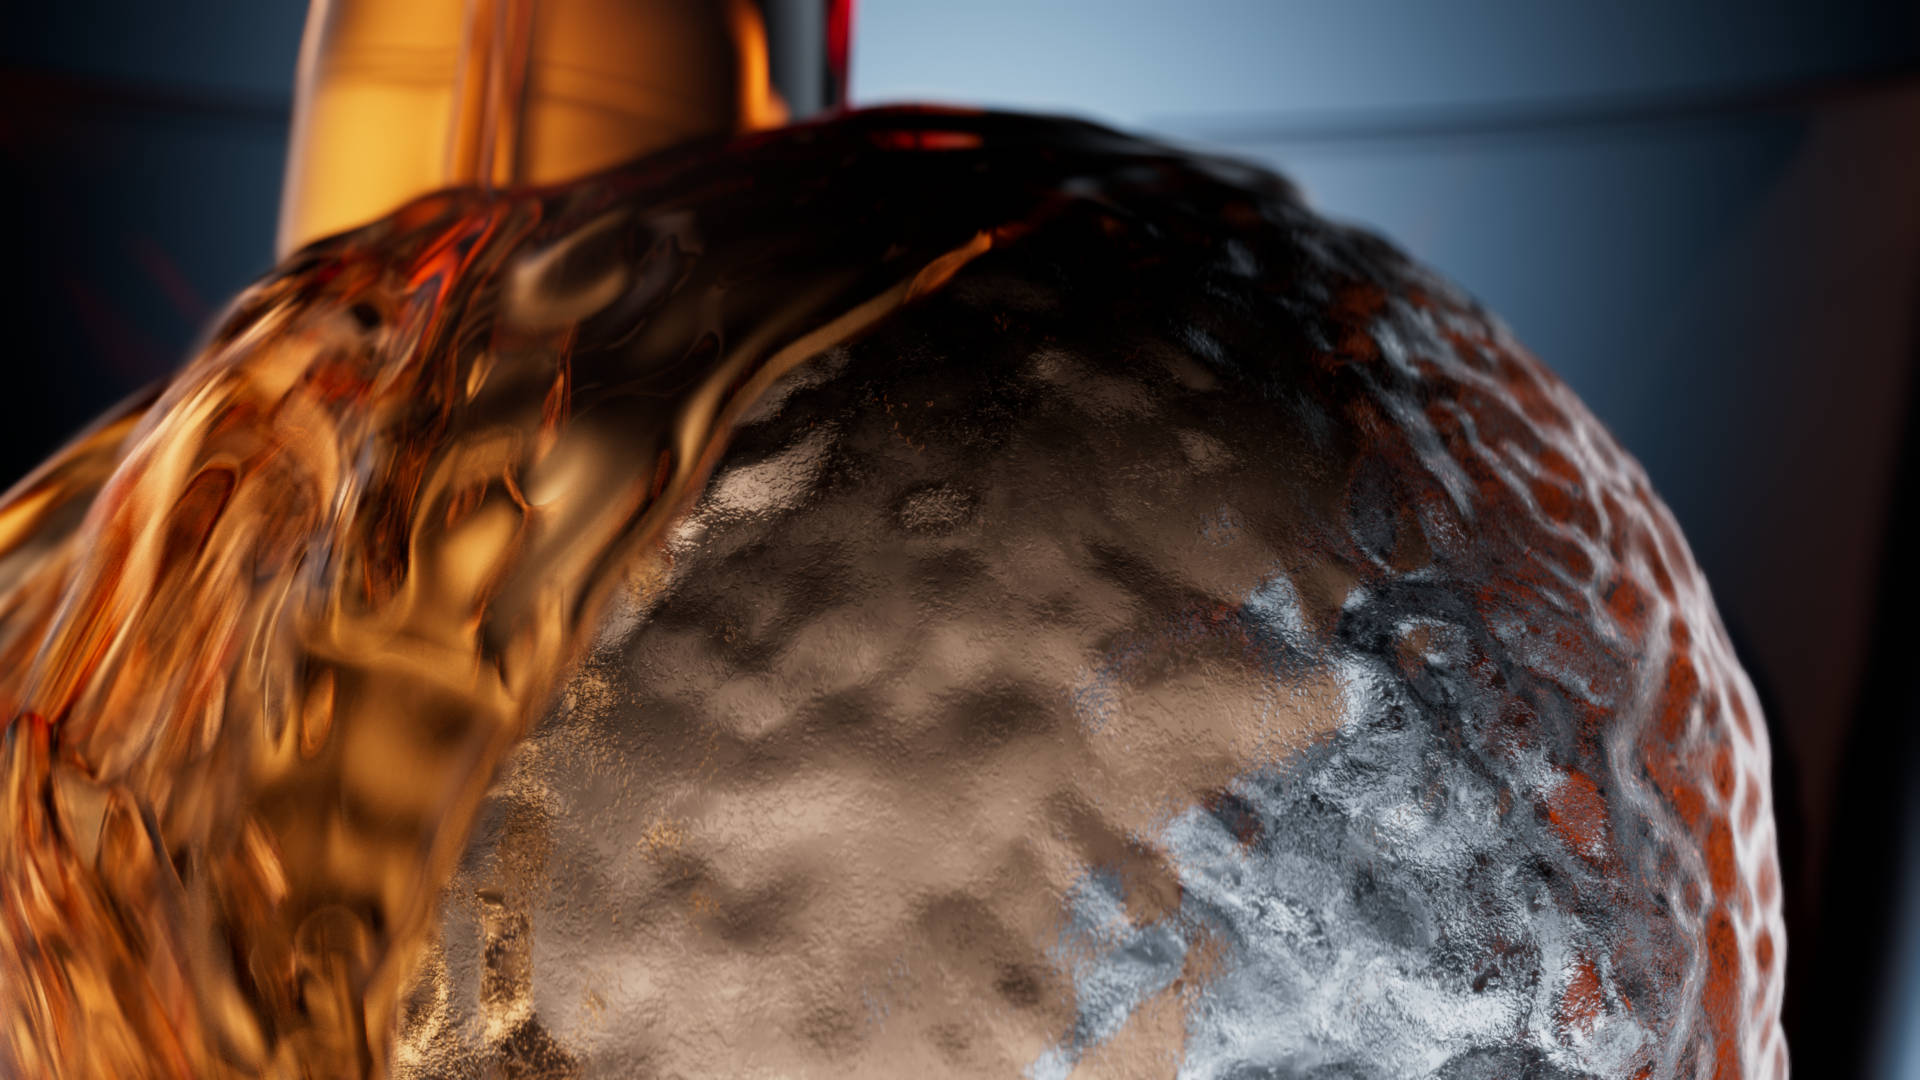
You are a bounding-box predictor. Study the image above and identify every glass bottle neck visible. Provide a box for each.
[278,0,839,255]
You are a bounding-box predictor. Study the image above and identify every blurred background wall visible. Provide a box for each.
[3,2,1918,1073]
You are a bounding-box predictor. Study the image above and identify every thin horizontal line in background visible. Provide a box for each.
[0,68,291,131]
[1154,65,1920,146]
[5,62,1920,146]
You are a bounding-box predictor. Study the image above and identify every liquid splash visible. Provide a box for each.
[0,110,1118,1078]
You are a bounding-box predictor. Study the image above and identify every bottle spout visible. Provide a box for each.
[277,0,844,256]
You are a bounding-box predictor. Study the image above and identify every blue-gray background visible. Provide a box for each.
[3,2,1917,1073]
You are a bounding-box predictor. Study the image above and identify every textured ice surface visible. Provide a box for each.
[396,112,1785,1078]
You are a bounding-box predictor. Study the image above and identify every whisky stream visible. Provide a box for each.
[0,110,1184,1078]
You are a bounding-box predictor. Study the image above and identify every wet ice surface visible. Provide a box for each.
[397,112,1784,1078]
[1045,620,1657,1080]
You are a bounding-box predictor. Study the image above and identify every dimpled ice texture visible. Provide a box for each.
[396,114,1785,1077]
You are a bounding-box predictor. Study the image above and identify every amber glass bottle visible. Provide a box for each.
[0,3,1784,1078]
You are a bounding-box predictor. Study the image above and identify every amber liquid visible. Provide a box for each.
[0,111,1186,1078]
